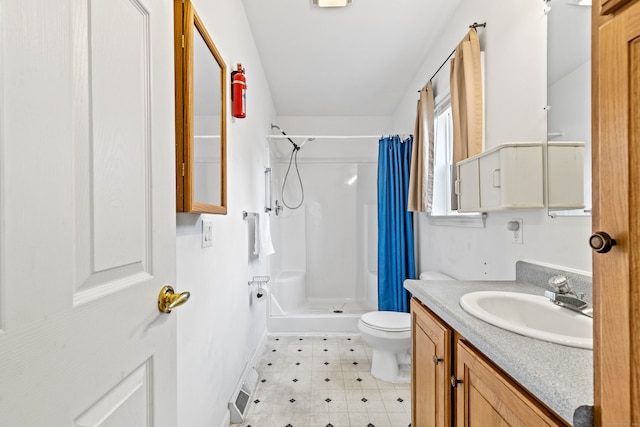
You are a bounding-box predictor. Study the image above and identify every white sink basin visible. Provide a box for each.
[459,291,592,349]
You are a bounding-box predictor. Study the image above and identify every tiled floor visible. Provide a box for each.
[234,335,411,427]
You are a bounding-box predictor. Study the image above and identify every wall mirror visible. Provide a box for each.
[174,0,227,214]
[546,0,591,216]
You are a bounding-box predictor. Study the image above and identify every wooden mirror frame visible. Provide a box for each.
[174,0,227,214]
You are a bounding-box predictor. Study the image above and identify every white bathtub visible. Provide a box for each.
[270,271,306,314]
[268,270,376,333]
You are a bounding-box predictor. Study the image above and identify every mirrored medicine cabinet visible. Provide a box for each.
[546,0,591,216]
[174,0,227,214]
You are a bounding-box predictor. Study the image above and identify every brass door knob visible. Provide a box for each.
[158,286,191,313]
[589,231,616,253]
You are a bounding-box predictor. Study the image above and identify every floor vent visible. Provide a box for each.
[229,366,258,424]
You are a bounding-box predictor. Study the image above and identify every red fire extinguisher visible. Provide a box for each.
[231,63,246,118]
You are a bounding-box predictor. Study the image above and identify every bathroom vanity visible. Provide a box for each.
[405,266,593,427]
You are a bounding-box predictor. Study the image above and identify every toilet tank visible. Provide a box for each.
[419,271,455,281]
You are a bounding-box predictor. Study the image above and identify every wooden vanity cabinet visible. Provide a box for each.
[411,298,452,427]
[411,297,568,427]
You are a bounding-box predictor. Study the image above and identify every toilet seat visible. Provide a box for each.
[360,311,410,332]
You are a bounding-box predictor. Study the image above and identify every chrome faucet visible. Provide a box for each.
[544,275,593,318]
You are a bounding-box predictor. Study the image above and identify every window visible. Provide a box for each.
[431,95,453,216]
[428,95,485,226]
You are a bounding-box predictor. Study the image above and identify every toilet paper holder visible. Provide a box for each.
[249,276,270,300]
[248,276,270,287]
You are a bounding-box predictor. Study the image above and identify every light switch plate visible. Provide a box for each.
[511,219,523,244]
[202,220,213,248]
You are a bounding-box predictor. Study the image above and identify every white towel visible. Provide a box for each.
[253,216,259,256]
[254,213,275,257]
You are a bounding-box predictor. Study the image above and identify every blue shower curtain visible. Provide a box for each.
[377,135,416,313]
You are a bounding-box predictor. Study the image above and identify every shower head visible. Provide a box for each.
[271,124,305,151]
[298,138,315,149]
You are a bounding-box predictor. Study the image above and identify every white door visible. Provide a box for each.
[0,0,180,425]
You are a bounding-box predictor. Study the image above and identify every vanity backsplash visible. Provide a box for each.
[516,260,593,304]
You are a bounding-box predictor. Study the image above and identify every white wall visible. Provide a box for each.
[392,0,592,279]
[175,1,277,425]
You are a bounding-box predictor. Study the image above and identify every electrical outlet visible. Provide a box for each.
[511,219,523,244]
[202,220,213,248]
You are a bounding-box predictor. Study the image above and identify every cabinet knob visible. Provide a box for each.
[432,355,443,365]
[451,376,462,388]
[589,231,616,253]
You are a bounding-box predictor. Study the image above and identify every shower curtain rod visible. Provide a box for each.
[419,21,486,90]
[267,134,411,140]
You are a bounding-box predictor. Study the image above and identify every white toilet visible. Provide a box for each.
[358,311,412,383]
[359,271,455,383]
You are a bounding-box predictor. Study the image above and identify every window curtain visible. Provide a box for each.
[450,28,483,209]
[378,135,416,313]
[408,81,435,213]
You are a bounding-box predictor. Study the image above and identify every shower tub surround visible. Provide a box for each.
[268,138,380,333]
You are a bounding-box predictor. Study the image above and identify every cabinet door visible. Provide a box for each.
[411,298,452,427]
[499,146,544,209]
[479,146,544,211]
[455,340,566,427]
[457,159,481,212]
[547,143,585,209]
[478,150,502,209]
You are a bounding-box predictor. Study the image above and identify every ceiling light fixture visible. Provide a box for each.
[313,0,352,8]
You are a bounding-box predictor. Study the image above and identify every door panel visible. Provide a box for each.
[468,385,509,427]
[411,298,451,427]
[0,0,177,425]
[413,315,439,426]
[90,0,148,273]
[455,340,563,427]
[595,1,640,424]
[72,0,153,302]
[74,361,152,427]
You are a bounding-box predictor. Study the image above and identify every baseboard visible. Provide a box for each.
[227,330,267,425]
[218,410,230,427]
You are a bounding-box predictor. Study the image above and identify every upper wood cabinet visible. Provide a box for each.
[174,0,227,214]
